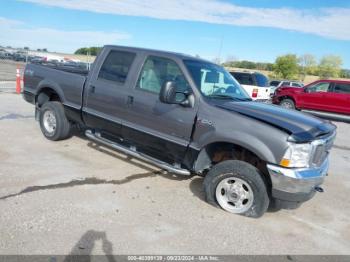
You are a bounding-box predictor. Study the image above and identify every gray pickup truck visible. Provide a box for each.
[23,45,336,218]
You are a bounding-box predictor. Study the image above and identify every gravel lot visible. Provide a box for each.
[0,60,25,81]
[0,93,349,255]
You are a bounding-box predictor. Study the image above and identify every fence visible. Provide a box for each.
[0,48,95,92]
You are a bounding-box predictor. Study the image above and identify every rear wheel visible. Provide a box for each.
[204,160,269,218]
[280,98,295,110]
[39,101,71,141]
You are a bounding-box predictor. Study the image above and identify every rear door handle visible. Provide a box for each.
[127,96,134,105]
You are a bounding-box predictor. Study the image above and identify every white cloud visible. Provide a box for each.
[20,0,350,41]
[0,17,130,53]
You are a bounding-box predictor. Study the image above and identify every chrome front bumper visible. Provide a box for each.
[267,158,329,200]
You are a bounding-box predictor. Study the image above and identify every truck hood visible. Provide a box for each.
[214,101,336,142]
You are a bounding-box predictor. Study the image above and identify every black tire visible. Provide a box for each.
[203,160,269,218]
[39,101,71,141]
[280,98,295,110]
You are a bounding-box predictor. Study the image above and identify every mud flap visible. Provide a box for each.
[35,106,40,121]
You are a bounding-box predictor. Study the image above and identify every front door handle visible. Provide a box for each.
[127,96,134,105]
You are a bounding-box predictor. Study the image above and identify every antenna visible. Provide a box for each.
[217,35,224,63]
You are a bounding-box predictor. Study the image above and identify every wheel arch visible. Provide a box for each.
[36,80,65,107]
[193,141,273,186]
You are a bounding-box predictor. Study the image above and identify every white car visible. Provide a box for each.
[230,71,271,102]
[270,80,304,95]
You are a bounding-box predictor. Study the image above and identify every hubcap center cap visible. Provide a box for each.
[230,192,238,199]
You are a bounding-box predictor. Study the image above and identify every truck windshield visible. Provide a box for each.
[184,60,251,101]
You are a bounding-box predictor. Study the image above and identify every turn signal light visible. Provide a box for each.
[280,158,290,167]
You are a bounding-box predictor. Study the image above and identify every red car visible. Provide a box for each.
[272,79,350,121]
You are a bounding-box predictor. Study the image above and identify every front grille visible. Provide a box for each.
[311,132,336,167]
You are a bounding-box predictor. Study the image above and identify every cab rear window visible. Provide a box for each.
[254,73,269,87]
[231,72,254,85]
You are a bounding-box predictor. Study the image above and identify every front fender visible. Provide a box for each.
[191,105,289,165]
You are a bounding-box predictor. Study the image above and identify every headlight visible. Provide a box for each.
[280,143,313,168]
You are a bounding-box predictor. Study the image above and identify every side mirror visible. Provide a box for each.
[159,81,190,106]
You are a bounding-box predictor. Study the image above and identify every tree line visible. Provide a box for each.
[74,47,102,56]
[73,47,349,80]
[223,54,350,80]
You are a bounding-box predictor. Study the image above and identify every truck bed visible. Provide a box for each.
[24,63,87,111]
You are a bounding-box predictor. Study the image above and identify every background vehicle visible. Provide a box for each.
[0,51,6,59]
[23,45,336,218]
[270,80,304,95]
[272,79,350,121]
[28,56,45,63]
[13,52,27,62]
[0,51,14,60]
[230,71,271,101]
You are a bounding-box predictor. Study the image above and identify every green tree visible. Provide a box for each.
[299,54,318,75]
[75,47,102,56]
[273,54,299,79]
[340,69,350,78]
[318,55,343,78]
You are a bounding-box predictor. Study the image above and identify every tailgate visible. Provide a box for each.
[257,87,271,100]
[241,84,271,101]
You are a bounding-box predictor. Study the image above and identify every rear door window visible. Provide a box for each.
[98,50,136,84]
[332,83,350,94]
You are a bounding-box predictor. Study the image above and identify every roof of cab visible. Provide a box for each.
[104,45,211,63]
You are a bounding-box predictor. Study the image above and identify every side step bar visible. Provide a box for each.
[85,130,191,176]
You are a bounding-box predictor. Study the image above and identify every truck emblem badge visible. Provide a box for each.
[198,118,213,126]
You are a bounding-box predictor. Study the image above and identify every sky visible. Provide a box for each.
[0,0,350,68]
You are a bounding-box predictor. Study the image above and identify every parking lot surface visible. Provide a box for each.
[0,93,350,255]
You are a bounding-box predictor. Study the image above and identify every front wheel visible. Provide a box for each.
[203,160,269,218]
[39,101,71,141]
[280,98,295,110]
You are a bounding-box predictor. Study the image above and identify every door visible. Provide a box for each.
[83,49,138,137]
[122,55,198,164]
[298,81,332,111]
[326,82,350,114]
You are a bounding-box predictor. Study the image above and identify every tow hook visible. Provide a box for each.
[314,186,324,193]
